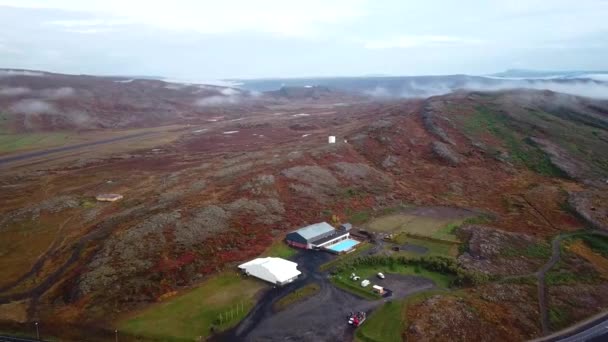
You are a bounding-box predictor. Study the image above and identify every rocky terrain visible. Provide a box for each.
[0,70,608,340]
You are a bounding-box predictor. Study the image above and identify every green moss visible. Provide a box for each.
[549,307,571,331]
[461,107,565,177]
[349,210,371,224]
[501,242,551,259]
[579,234,608,257]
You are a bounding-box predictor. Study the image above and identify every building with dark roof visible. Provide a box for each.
[286,222,354,250]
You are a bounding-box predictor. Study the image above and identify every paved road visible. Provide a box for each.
[214,247,435,342]
[0,131,153,166]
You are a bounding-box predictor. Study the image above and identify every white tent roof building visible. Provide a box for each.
[238,257,301,285]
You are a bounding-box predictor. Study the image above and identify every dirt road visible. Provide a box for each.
[536,230,608,335]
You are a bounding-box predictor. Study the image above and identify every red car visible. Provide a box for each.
[347,311,367,327]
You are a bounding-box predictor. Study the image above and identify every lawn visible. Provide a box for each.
[261,239,297,259]
[332,259,455,300]
[355,300,404,342]
[273,283,321,312]
[118,272,266,341]
[391,235,459,257]
[367,213,462,241]
[330,275,381,300]
[0,132,71,154]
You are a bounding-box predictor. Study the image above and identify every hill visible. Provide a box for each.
[0,70,607,341]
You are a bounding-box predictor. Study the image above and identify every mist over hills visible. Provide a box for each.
[237,71,608,99]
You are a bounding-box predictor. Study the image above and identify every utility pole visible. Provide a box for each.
[35,322,39,340]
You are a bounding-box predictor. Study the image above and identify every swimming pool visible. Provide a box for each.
[326,238,360,253]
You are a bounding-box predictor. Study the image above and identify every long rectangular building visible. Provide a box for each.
[238,257,301,285]
[286,222,354,251]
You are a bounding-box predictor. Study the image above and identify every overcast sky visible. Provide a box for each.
[0,0,607,80]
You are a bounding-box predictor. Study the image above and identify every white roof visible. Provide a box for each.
[294,222,335,240]
[238,257,301,284]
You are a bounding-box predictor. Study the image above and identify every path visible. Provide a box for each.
[0,131,153,166]
[535,230,608,336]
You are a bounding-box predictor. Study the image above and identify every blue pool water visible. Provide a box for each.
[326,238,360,252]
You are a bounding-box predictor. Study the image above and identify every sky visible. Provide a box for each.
[0,0,607,80]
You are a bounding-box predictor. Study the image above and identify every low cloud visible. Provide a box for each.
[40,87,76,99]
[194,95,240,106]
[0,86,31,96]
[220,88,241,96]
[0,70,44,77]
[10,99,56,114]
[363,79,608,100]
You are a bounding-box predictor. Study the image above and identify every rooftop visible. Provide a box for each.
[238,257,301,284]
[292,222,335,240]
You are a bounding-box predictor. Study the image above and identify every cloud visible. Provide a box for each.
[10,99,56,114]
[0,70,44,77]
[363,78,608,100]
[0,86,31,96]
[40,86,75,99]
[364,35,485,49]
[220,88,240,96]
[3,0,366,37]
[194,95,240,107]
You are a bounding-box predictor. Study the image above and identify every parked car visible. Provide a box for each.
[377,272,385,279]
[361,279,370,287]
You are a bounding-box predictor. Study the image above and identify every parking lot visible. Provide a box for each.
[214,249,436,342]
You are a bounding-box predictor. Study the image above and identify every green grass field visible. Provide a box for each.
[334,260,455,293]
[357,289,454,342]
[118,272,266,341]
[330,275,381,300]
[273,283,321,312]
[391,235,459,257]
[261,240,297,259]
[355,300,404,342]
[0,132,71,154]
[367,213,462,241]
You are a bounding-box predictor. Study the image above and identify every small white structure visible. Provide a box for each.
[372,285,385,294]
[361,279,370,287]
[238,257,301,286]
[328,136,336,144]
[95,194,123,202]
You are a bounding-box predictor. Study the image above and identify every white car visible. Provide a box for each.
[377,272,385,279]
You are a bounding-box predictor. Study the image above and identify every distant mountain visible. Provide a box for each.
[490,69,608,79]
[237,74,608,99]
